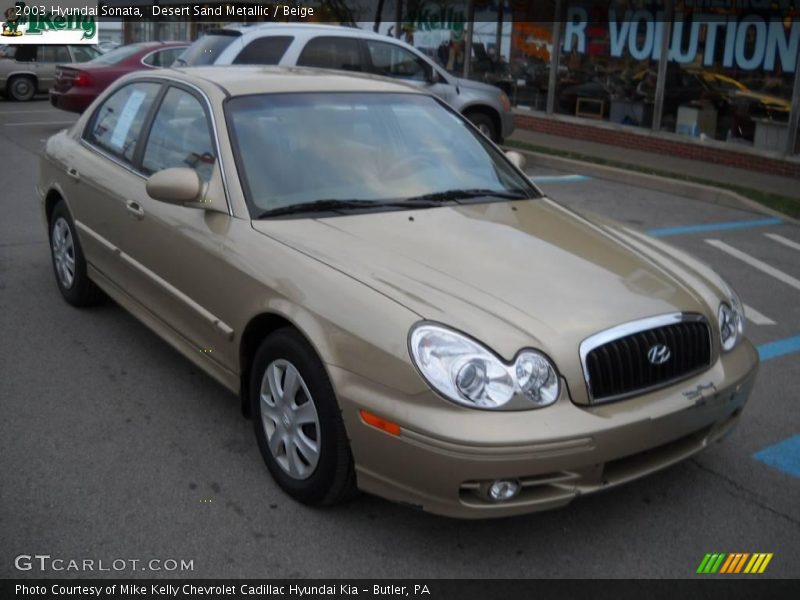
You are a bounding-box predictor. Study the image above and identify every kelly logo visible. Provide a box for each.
[2,2,97,42]
[697,552,774,574]
[2,5,23,36]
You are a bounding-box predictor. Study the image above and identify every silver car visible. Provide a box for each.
[176,23,515,143]
[0,44,100,101]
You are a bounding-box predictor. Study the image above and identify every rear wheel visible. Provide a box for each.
[8,75,36,101]
[49,201,103,307]
[250,328,356,506]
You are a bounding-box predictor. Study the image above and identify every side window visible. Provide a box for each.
[13,46,35,62]
[39,46,71,63]
[366,41,429,81]
[142,47,184,68]
[141,87,216,182]
[84,82,161,163]
[297,37,361,72]
[233,36,293,65]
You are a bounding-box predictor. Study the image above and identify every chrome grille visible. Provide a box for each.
[580,313,712,403]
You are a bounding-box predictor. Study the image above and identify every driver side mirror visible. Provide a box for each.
[505,150,526,171]
[424,65,440,85]
[146,168,203,205]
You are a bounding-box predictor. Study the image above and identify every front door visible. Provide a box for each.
[114,85,235,370]
[362,39,456,104]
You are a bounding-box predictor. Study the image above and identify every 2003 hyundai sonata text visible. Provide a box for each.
[38,67,759,518]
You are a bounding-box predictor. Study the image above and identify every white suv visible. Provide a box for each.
[176,23,515,142]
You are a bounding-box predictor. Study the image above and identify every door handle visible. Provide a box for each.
[66,167,80,182]
[126,200,145,220]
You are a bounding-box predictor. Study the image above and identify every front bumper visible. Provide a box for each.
[332,339,759,518]
[500,108,515,140]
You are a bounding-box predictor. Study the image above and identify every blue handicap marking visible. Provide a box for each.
[757,335,800,362]
[647,217,783,237]
[753,435,800,479]
[530,174,591,184]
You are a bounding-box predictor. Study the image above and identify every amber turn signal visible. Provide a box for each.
[360,410,401,436]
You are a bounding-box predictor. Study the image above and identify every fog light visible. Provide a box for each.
[488,479,520,502]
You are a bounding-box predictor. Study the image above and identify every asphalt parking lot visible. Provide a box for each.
[1,99,798,579]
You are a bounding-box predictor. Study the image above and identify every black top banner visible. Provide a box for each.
[5,1,800,24]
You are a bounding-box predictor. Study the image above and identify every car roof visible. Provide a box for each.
[165,65,428,97]
[127,41,189,49]
[219,22,406,44]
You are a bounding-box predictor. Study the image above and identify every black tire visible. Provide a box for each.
[250,327,356,506]
[467,110,499,142]
[49,201,103,307]
[8,75,36,102]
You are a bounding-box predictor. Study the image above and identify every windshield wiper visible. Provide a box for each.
[405,188,530,203]
[256,198,453,219]
[173,57,187,66]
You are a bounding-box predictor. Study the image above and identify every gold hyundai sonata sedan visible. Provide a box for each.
[38,66,759,518]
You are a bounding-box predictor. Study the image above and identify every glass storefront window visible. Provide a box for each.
[555,4,660,128]
[534,1,800,153]
[658,7,796,151]
[509,22,557,110]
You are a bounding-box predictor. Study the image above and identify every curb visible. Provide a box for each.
[508,147,798,225]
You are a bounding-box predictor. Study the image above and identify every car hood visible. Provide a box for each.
[454,76,506,95]
[252,199,726,404]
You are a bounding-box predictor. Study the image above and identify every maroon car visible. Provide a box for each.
[49,42,189,113]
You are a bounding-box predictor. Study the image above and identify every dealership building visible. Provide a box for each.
[120,0,800,176]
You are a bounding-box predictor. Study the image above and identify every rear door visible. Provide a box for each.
[36,45,71,90]
[70,81,164,289]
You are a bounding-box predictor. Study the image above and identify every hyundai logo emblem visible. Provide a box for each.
[647,344,671,365]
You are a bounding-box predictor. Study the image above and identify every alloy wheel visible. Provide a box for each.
[52,217,76,289]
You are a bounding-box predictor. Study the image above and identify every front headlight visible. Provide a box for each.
[499,91,512,112]
[718,284,745,352]
[409,323,560,410]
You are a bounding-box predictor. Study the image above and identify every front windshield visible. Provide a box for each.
[226,92,537,216]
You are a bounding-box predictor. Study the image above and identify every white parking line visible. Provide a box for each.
[744,304,776,326]
[706,239,800,292]
[3,120,75,127]
[765,233,800,252]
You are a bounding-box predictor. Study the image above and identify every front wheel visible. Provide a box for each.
[466,111,499,142]
[250,328,356,506]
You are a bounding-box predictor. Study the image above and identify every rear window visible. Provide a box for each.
[91,43,149,65]
[177,32,239,67]
[69,45,100,62]
[233,36,292,65]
